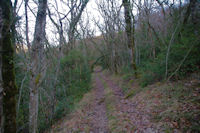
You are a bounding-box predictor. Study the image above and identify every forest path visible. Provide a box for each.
[100,72,158,133]
[51,68,109,132]
[50,68,158,132]
[87,71,109,132]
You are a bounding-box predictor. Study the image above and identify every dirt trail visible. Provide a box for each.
[101,73,159,132]
[90,73,109,132]
[51,70,158,132]
[50,70,200,133]
[51,71,109,133]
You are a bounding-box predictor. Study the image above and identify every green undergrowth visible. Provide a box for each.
[101,76,118,132]
[115,72,146,99]
[118,20,200,88]
[101,75,135,132]
[104,88,118,132]
[118,71,200,132]
[15,49,92,132]
[124,86,147,99]
[150,82,200,132]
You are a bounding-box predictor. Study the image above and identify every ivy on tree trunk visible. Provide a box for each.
[123,0,138,78]
[0,0,18,132]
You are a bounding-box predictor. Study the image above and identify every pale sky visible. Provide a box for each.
[12,0,185,46]
[13,0,103,46]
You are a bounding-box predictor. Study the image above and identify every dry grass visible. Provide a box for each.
[114,73,200,132]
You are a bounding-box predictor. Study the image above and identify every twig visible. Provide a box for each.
[165,22,180,79]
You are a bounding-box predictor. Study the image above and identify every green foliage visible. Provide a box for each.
[39,49,91,131]
[139,55,166,87]
[152,83,200,132]
[15,55,31,132]
[120,65,135,81]
[15,49,92,132]
[60,49,91,93]
[138,22,200,87]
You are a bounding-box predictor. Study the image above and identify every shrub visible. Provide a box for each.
[15,49,92,132]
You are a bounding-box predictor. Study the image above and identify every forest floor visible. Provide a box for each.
[49,67,200,133]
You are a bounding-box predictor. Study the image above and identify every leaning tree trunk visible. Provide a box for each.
[123,0,137,77]
[29,0,47,133]
[0,0,18,132]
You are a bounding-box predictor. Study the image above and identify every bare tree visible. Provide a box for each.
[47,0,67,121]
[94,0,127,73]
[25,0,31,50]
[67,0,89,49]
[29,0,47,132]
[123,0,137,77]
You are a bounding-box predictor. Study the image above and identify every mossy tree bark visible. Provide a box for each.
[123,0,137,78]
[29,0,47,132]
[0,7,3,133]
[0,0,18,132]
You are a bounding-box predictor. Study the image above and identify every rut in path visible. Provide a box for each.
[51,70,159,132]
[101,73,159,133]
[51,72,109,133]
[90,73,109,132]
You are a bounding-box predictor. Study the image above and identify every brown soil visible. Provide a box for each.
[50,70,160,133]
[101,73,160,133]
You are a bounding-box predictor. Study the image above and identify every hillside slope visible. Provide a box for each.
[48,69,200,133]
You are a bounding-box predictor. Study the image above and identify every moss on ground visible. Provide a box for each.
[112,73,200,132]
[101,76,135,132]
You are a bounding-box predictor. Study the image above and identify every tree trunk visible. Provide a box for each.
[123,0,137,77]
[191,0,200,24]
[0,0,18,132]
[190,0,200,34]
[0,7,3,133]
[25,0,31,50]
[68,0,89,49]
[29,0,47,132]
